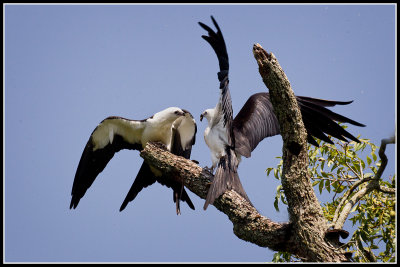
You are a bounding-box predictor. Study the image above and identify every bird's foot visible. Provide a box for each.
[203,166,214,174]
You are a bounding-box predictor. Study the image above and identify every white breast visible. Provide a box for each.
[204,124,227,160]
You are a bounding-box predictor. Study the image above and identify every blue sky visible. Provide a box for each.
[4,4,396,263]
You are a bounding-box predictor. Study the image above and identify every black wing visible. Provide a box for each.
[119,162,195,214]
[119,162,157,212]
[199,16,229,75]
[199,16,234,146]
[233,93,366,157]
[200,17,253,209]
[297,96,365,146]
[233,93,280,158]
[70,117,144,209]
[169,112,197,213]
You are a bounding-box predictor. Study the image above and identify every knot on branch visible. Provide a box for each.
[287,141,303,156]
[325,229,349,247]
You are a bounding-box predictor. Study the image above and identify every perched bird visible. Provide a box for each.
[199,16,365,210]
[70,107,197,215]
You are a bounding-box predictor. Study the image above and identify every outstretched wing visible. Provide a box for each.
[200,17,253,209]
[296,96,365,146]
[199,16,234,146]
[199,16,229,75]
[233,93,280,158]
[70,116,145,209]
[233,93,366,157]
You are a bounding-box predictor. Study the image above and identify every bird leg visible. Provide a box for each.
[202,166,215,174]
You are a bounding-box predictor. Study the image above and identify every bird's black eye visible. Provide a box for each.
[174,110,181,115]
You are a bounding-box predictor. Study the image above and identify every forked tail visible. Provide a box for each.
[203,149,252,210]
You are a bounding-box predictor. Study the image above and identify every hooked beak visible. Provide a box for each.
[175,110,186,117]
[200,113,204,122]
[181,109,190,117]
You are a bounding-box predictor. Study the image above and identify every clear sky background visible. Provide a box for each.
[4,4,396,263]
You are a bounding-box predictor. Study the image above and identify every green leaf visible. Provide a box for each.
[325,179,331,193]
[335,185,345,194]
[350,204,358,213]
[370,244,379,250]
[360,159,365,170]
[331,162,338,171]
[274,169,279,179]
[366,156,372,166]
[372,151,377,162]
[364,173,374,178]
[274,197,280,212]
[319,180,324,194]
[354,142,362,151]
[281,194,287,204]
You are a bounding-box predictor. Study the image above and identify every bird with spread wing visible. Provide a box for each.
[70,107,197,215]
[199,16,365,210]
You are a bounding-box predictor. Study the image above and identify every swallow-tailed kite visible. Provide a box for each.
[70,107,197,215]
[199,16,365,210]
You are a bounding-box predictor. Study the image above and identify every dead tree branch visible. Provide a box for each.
[140,142,294,252]
[252,43,349,262]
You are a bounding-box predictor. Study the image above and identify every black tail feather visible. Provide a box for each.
[203,150,252,210]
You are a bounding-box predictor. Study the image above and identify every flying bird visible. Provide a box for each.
[70,107,197,215]
[199,16,365,210]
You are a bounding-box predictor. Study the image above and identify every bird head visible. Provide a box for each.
[200,109,215,123]
[154,107,187,124]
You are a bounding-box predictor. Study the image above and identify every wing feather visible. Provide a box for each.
[233,93,365,158]
[199,16,234,146]
[70,116,145,209]
[233,93,280,157]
